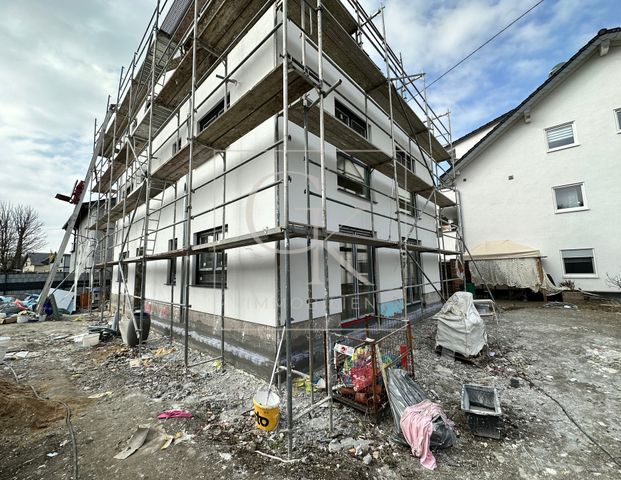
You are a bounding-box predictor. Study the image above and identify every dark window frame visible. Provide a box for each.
[118,251,129,282]
[337,151,370,199]
[396,146,416,172]
[166,238,178,285]
[198,94,230,132]
[334,100,367,138]
[194,226,228,288]
[339,226,375,322]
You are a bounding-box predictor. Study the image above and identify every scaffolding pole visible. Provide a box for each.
[182,0,199,368]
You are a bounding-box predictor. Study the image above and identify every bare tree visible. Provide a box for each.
[0,202,16,271]
[0,202,47,272]
[10,204,46,271]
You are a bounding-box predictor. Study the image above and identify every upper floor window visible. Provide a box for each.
[561,248,596,277]
[198,94,230,132]
[195,226,227,288]
[172,137,182,155]
[553,183,587,213]
[615,108,621,132]
[545,122,577,151]
[335,100,367,138]
[398,186,416,216]
[396,147,415,172]
[337,152,370,199]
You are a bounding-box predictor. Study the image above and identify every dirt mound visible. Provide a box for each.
[0,378,65,431]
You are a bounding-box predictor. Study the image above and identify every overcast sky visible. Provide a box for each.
[0,0,619,252]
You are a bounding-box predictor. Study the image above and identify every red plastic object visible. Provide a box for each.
[400,344,408,368]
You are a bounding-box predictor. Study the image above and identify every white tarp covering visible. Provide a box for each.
[467,240,564,294]
[51,289,75,313]
[466,240,540,260]
[433,292,487,357]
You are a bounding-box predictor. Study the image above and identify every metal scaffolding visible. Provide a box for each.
[54,0,471,459]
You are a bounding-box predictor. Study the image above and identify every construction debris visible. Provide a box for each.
[113,426,150,460]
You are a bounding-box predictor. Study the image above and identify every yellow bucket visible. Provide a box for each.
[253,388,280,432]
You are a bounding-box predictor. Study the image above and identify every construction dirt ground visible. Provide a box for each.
[1,304,620,480]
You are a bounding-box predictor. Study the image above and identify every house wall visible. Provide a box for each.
[452,124,498,160]
[456,44,621,292]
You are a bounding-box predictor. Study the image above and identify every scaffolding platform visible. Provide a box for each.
[289,0,449,162]
[94,221,459,268]
[89,64,314,229]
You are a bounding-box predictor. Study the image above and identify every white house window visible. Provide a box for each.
[545,122,576,150]
[561,249,596,276]
[553,183,586,212]
[615,108,621,132]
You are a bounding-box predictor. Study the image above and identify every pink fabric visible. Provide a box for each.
[157,409,193,419]
[399,400,454,470]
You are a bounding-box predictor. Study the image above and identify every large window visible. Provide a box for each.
[339,227,375,322]
[335,100,367,138]
[545,122,577,150]
[195,227,227,287]
[198,94,229,132]
[337,152,370,199]
[561,249,596,276]
[166,238,178,285]
[553,183,587,212]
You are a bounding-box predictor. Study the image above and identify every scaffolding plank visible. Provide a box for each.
[289,0,450,163]
[197,66,314,149]
[156,0,274,110]
[289,104,454,208]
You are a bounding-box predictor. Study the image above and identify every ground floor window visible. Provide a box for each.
[339,227,375,321]
[405,240,422,305]
[561,248,596,276]
[195,227,227,288]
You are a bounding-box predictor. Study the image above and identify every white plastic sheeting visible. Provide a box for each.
[433,292,487,357]
[51,289,75,313]
[468,258,563,294]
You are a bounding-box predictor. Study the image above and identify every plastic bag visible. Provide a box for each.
[387,369,456,449]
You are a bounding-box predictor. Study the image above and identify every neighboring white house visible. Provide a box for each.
[78,0,453,373]
[449,27,621,294]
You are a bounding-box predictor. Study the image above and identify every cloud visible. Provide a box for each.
[0,0,153,251]
[354,0,620,138]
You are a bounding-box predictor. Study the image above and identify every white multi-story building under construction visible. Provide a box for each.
[73,0,458,375]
